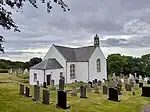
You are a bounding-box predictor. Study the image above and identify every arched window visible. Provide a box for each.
[97,59,101,72]
[70,64,75,79]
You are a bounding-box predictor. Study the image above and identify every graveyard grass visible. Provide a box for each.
[0,74,150,112]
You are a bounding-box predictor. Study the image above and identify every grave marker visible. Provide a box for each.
[71,87,77,96]
[42,89,50,105]
[108,88,120,102]
[139,82,143,88]
[33,85,40,101]
[19,84,24,95]
[103,85,108,95]
[56,90,70,109]
[59,79,64,91]
[80,86,88,98]
[141,86,150,97]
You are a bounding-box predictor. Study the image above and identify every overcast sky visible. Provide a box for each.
[1,0,150,62]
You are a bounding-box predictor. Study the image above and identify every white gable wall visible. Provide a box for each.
[45,68,64,85]
[89,47,107,81]
[43,45,67,82]
[29,69,44,85]
[66,62,88,83]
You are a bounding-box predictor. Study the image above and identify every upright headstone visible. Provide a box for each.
[80,86,87,98]
[108,79,117,88]
[42,89,50,105]
[125,84,132,91]
[139,75,143,82]
[71,87,77,96]
[33,85,40,101]
[97,80,102,86]
[135,79,139,84]
[59,79,64,91]
[124,76,128,84]
[56,90,70,109]
[94,84,100,94]
[129,79,134,87]
[25,87,31,97]
[19,84,24,95]
[133,83,138,90]
[108,88,120,102]
[103,85,108,95]
[43,82,47,88]
[88,81,92,88]
[51,79,55,90]
[141,87,150,97]
[117,79,123,90]
[139,82,143,88]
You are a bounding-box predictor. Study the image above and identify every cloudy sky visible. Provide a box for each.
[1,0,150,62]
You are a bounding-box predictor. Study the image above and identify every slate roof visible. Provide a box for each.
[54,44,97,62]
[30,58,63,70]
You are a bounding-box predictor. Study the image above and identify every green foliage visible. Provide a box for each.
[107,53,150,77]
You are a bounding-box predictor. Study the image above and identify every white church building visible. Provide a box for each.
[29,34,107,85]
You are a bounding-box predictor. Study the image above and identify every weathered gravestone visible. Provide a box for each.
[125,84,132,91]
[141,87,150,97]
[129,79,134,87]
[97,80,102,86]
[43,82,47,88]
[108,88,120,102]
[80,86,88,98]
[133,83,138,90]
[56,90,70,109]
[33,85,40,101]
[94,84,100,94]
[51,79,56,90]
[108,79,117,88]
[103,85,108,95]
[71,87,77,96]
[25,87,31,97]
[59,79,64,91]
[117,79,123,91]
[19,84,24,95]
[124,77,128,85]
[139,82,143,88]
[42,89,50,105]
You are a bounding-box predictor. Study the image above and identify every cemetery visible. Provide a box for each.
[1,73,150,112]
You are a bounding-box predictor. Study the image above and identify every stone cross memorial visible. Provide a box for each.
[56,90,70,109]
[108,88,120,102]
[80,86,88,98]
[42,89,50,105]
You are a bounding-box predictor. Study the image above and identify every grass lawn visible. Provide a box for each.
[0,73,150,112]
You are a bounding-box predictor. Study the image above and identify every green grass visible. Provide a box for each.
[0,73,150,112]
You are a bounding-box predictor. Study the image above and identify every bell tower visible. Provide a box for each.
[94,34,100,47]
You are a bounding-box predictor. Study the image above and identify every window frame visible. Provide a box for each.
[96,59,101,72]
[70,64,76,79]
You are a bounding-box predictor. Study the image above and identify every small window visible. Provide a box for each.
[97,59,101,72]
[70,64,76,79]
[34,73,37,81]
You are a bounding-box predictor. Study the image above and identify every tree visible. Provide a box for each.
[0,0,70,53]
[0,35,4,53]
[29,57,42,67]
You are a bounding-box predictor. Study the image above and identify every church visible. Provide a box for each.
[29,34,107,85]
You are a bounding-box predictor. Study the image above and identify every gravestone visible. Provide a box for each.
[139,82,143,88]
[51,80,55,90]
[129,79,134,87]
[56,90,70,109]
[19,84,24,95]
[125,84,132,91]
[115,86,122,95]
[43,82,47,88]
[117,79,123,90]
[37,81,39,86]
[59,79,64,90]
[42,89,50,105]
[95,79,98,83]
[97,80,102,86]
[94,84,100,94]
[88,81,92,88]
[103,85,108,95]
[25,87,31,97]
[108,79,117,88]
[80,86,88,98]
[133,83,138,90]
[124,77,128,84]
[108,88,120,102]
[147,80,150,84]
[141,87,150,97]
[33,85,40,101]
[71,87,77,96]
[136,79,139,84]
